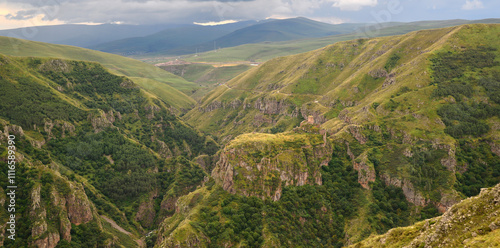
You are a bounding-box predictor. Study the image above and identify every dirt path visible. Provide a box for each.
[101,215,144,247]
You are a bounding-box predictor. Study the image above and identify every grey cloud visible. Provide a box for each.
[5,0,255,6]
[4,0,491,27]
[5,0,79,7]
[5,9,39,20]
[7,0,292,25]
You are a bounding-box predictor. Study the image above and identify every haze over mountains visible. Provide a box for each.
[2,17,499,60]
[91,18,367,56]
[0,11,499,248]
[0,24,177,48]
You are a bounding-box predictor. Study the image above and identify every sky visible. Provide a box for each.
[0,0,498,30]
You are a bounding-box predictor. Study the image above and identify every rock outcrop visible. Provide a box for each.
[88,110,120,132]
[380,173,427,207]
[43,120,76,139]
[212,130,332,200]
[156,189,211,248]
[350,183,500,248]
[66,182,93,225]
[27,174,94,248]
[3,124,24,137]
[30,184,62,248]
[346,143,375,190]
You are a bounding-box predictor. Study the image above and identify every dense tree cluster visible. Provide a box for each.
[454,140,500,197]
[431,47,500,138]
[0,76,86,128]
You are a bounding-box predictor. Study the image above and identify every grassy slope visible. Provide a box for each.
[159,63,251,100]
[185,24,500,142]
[178,23,500,246]
[349,183,500,248]
[189,18,365,51]
[90,23,252,55]
[102,18,363,57]
[185,23,500,216]
[0,54,216,246]
[0,36,196,110]
[184,19,500,63]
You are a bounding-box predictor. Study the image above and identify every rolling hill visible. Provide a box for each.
[182,21,500,235]
[0,23,175,48]
[93,18,365,56]
[90,21,258,56]
[183,18,500,63]
[0,54,218,246]
[0,22,499,248]
[167,17,367,55]
[158,63,252,100]
[0,36,197,110]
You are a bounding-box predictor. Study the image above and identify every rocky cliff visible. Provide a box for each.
[29,177,96,248]
[350,183,500,248]
[212,125,332,200]
[0,54,218,247]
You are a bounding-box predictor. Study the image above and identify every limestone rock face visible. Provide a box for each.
[66,183,93,225]
[27,175,95,248]
[254,97,291,115]
[488,141,500,157]
[156,190,211,248]
[30,185,63,248]
[88,110,118,132]
[44,120,76,139]
[3,124,24,137]
[346,143,375,190]
[200,101,223,112]
[212,131,333,200]
[33,232,60,248]
[380,173,427,207]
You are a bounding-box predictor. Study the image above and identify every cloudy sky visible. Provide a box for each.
[0,0,498,30]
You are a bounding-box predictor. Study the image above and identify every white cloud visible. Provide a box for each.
[331,0,377,11]
[194,20,239,26]
[0,2,65,30]
[462,0,484,10]
[310,16,345,24]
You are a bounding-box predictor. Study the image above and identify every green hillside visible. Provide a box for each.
[176,24,500,246]
[91,21,257,55]
[0,54,218,247]
[350,182,500,247]
[94,18,364,57]
[159,63,251,100]
[176,18,365,54]
[0,36,197,110]
[184,18,500,63]
[0,23,499,248]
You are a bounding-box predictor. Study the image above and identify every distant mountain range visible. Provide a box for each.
[158,18,367,55]
[89,20,258,55]
[0,24,179,48]
[0,18,367,56]
[87,17,500,58]
[2,17,499,60]
[184,18,500,63]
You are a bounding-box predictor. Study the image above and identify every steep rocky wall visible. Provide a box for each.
[349,183,500,248]
[156,189,211,248]
[27,176,95,248]
[212,129,332,200]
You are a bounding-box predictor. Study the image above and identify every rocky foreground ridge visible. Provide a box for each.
[350,183,500,248]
